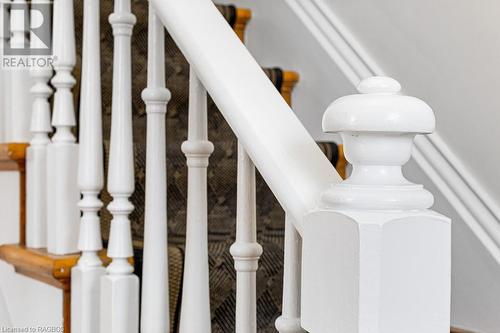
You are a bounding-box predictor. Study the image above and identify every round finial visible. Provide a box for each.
[320,76,436,211]
[357,76,401,94]
[322,76,435,134]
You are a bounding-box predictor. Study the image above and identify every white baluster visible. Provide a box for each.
[275,216,305,333]
[140,5,171,333]
[179,70,213,333]
[0,0,10,142]
[9,0,32,142]
[100,1,138,332]
[230,143,262,333]
[46,0,79,254]
[301,77,451,333]
[71,0,105,332]
[25,0,52,248]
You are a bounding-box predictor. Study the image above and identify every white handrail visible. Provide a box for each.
[150,0,341,230]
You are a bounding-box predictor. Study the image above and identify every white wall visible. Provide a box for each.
[218,0,500,332]
[0,172,62,329]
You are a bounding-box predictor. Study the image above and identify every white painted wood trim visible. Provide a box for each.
[285,0,500,264]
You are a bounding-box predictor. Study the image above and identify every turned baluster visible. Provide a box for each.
[275,216,304,333]
[140,5,171,333]
[9,0,31,142]
[179,70,213,333]
[46,0,79,255]
[100,1,138,332]
[26,0,53,248]
[71,0,106,332]
[230,143,262,333]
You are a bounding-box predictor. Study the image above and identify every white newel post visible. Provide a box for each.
[46,0,79,254]
[179,69,214,333]
[9,0,32,142]
[301,77,451,333]
[275,215,304,333]
[26,0,53,248]
[100,1,138,332]
[140,5,171,333]
[230,143,262,333]
[71,0,106,332]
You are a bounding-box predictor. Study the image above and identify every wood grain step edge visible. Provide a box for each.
[262,67,300,106]
[215,4,252,42]
[0,244,115,290]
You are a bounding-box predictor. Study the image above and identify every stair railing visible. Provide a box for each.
[2,0,450,332]
[147,1,451,333]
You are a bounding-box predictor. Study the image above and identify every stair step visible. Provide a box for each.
[215,4,252,41]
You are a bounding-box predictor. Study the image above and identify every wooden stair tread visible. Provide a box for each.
[0,143,27,171]
[0,244,112,290]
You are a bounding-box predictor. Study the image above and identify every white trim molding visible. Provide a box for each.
[285,0,500,264]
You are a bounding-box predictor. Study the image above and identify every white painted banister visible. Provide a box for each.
[9,0,32,142]
[179,70,213,333]
[140,5,171,333]
[150,0,340,230]
[71,0,105,332]
[46,0,79,254]
[26,0,53,248]
[301,77,451,333]
[230,143,262,333]
[100,0,138,332]
[275,216,304,333]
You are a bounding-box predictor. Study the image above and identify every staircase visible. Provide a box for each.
[0,0,451,332]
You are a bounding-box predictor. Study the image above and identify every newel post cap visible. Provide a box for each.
[322,76,435,134]
[321,77,436,210]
